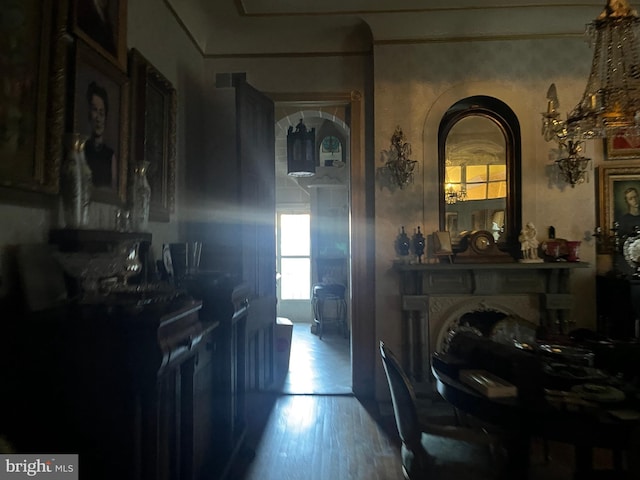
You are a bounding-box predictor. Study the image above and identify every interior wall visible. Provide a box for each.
[373,37,599,399]
[127,0,207,259]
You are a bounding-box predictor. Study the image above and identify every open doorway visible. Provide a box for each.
[274,107,352,395]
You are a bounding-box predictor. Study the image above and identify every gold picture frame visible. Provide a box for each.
[71,0,127,70]
[72,39,129,205]
[0,0,68,197]
[129,48,177,222]
[598,164,640,242]
[604,131,640,160]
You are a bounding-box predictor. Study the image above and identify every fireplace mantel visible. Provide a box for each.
[392,261,590,381]
[393,261,589,296]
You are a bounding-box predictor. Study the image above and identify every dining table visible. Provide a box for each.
[431,346,640,480]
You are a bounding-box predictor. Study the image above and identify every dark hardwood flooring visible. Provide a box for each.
[226,323,621,480]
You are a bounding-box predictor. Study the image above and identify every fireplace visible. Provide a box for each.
[394,262,588,381]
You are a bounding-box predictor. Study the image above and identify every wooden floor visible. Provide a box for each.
[225,322,620,480]
[278,322,351,395]
[231,394,404,480]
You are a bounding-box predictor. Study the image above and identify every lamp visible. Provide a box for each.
[542,1,640,143]
[386,126,417,188]
[287,119,315,177]
[555,140,592,187]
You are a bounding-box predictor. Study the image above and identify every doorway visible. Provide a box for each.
[274,106,352,394]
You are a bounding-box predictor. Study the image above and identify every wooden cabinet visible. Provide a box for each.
[4,299,222,480]
[185,272,250,479]
[192,322,220,478]
[4,230,260,480]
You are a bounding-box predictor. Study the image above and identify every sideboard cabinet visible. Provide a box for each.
[2,298,237,480]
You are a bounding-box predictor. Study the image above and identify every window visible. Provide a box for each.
[445,164,507,201]
[278,213,311,300]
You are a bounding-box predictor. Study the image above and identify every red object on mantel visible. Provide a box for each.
[566,241,581,262]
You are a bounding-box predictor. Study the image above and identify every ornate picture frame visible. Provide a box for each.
[129,48,177,222]
[72,40,129,205]
[71,0,127,70]
[604,131,640,160]
[0,0,67,196]
[598,165,640,242]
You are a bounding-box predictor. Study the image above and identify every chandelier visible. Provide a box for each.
[386,126,417,188]
[444,183,467,204]
[542,1,640,143]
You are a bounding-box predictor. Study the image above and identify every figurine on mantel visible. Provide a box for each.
[519,222,543,263]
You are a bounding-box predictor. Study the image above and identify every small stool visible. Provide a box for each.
[312,283,348,339]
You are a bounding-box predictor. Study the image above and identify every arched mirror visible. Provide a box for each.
[438,96,521,255]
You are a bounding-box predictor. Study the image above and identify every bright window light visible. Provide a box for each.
[280,214,311,300]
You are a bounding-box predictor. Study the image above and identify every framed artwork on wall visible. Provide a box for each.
[598,165,640,242]
[0,0,67,196]
[604,131,640,160]
[129,48,177,222]
[71,0,127,70]
[72,40,129,204]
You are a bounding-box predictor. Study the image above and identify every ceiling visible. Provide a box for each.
[167,0,606,56]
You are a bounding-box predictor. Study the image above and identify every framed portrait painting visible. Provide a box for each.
[598,165,640,242]
[72,40,128,204]
[604,130,640,160]
[0,0,67,196]
[71,0,127,70]
[129,48,177,222]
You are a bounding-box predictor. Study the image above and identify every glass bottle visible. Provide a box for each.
[131,161,151,231]
[60,133,92,228]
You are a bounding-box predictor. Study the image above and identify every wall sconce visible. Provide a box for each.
[445,183,467,204]
[555,140,591,187]
[386,126,417,188]
[287,119,315,177]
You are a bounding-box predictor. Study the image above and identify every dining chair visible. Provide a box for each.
[379,341,506,480]
[311,283,348,339]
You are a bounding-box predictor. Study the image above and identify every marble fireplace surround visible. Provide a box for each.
[393,262,589,381]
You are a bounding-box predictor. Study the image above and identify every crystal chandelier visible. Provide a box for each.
[444,183,467,204]
[542,1,640,142]
[386,126,417,188]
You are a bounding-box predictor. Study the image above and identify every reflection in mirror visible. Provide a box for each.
[438,96,521,254]
[320,135,343,167]
[445,116,506,239]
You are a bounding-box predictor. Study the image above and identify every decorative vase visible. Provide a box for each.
[60,133,92,228]
[413,226,425,263]
[397,226,411,256]
[131,161,151,231]
[566,241,581,262]
[544,240,560,261]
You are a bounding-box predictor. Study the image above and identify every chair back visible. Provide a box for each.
[379,341,421,447]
